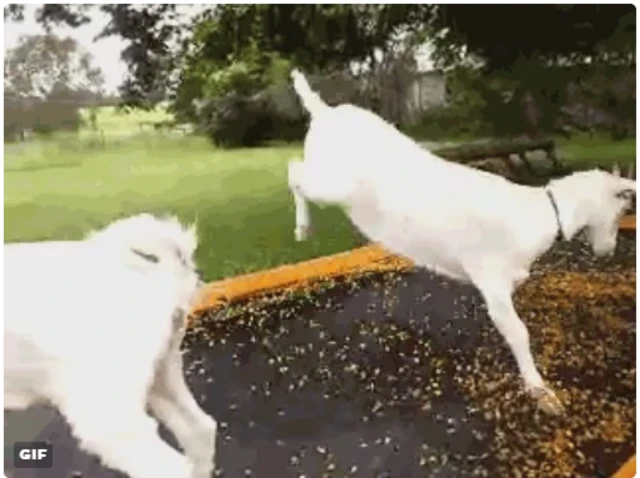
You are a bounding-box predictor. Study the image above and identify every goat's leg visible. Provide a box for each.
[149,350,217,478]
[288,159,355,203]
[288,159,312,241]
[473,276,563,415]
[288,158,358,241]
[60,394,193,478]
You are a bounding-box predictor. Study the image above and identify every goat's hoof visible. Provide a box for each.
[529,386,564,415]
[294,226,310,241]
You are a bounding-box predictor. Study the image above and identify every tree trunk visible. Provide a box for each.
[522,90,542,139]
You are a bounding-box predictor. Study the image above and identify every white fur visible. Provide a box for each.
[289,69,636,413]
[4,214,217,478]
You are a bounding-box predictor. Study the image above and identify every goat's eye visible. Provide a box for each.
[131,249,159,263]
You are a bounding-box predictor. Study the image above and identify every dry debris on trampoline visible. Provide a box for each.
[4,234,635,478]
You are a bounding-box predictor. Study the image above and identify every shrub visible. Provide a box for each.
[201,92,271,148]
[200,89,308,148]
[189,50,309,148]
[4,97,83,142]
[404,104,490,140]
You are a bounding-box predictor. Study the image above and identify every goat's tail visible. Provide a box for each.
[291,69,329,118]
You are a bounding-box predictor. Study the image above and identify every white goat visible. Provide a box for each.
[4,214,217,478]
[288,69,636,414]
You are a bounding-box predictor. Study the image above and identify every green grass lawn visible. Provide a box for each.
[79,104,174,140]
[4,123,636,282]
[556,134,636,169]
[4,135,361,281]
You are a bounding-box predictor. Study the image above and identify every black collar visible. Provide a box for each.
[545,188,564,241]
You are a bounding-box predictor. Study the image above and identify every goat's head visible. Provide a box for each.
[558,165,636,256]
[88,213,202,303]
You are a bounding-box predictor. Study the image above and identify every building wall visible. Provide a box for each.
[404,71,448,123]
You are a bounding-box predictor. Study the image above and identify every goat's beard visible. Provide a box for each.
[171,307,187,332]
[178,270,204,314]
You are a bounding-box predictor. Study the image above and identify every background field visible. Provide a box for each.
[4,106,636,281]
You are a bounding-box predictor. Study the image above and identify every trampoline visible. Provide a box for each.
[4,228,636,478]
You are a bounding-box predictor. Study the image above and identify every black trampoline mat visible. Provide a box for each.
[5,234,636,478]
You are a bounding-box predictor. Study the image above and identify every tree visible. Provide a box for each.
[9,4,633,139]
[5,4,183,108]
[5,33,104,99]
[427,5,635,138]
[183,5,431,72]
[429,5,634,70]
[4,33,105,138]
[5,4,432,109]
[171,5,434,145]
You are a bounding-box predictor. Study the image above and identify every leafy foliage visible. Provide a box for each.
[98,4,182,109]
[4,4,25,22]
[9,5,430,109]
[4,33,106,139]
[170,5,433,146]
[5,34,104,98]
[8,4,634,142]
[429,5,635,70]
[185,5,431,71]
[426,5,635,139]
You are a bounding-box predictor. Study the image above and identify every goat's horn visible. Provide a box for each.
[612,163,621,176]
